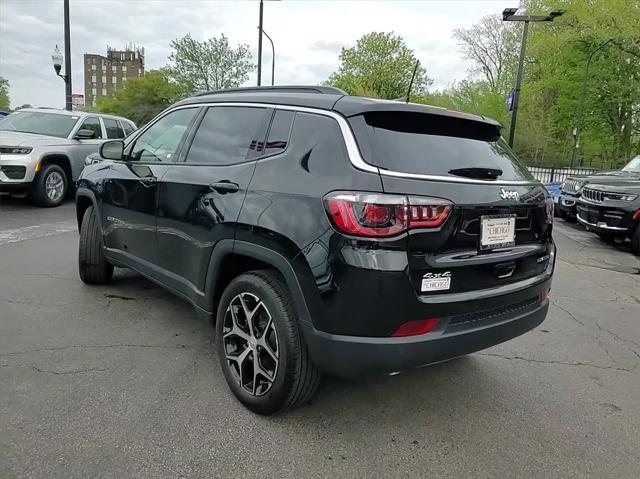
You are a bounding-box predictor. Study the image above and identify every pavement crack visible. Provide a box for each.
[1,364,109,375]
[594,320,640,361]
[550,299,586,326]
[478,352,634,373]
[597,338,616,363]
[104,294,136,301]
[0,343,201,358]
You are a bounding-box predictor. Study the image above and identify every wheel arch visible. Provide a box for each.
[38,154,72,185]
[205,240,316,326]
[75,188,100,231]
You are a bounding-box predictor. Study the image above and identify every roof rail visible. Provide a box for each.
[195,85,347,97]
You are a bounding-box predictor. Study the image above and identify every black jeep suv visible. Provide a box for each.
[558,155,640,221]
[576,179,640,254]
[76,86,556,414]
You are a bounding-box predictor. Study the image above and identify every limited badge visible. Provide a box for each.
[421,272,451,292]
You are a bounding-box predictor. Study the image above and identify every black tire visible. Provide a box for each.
[632,227,640,256]
[31,164,68,207]
[78,206,113,284]
[216,270,320,415]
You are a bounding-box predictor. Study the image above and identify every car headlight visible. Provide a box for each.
[574,183,582,192]
[620,194,638,201]
[0,146,33,154]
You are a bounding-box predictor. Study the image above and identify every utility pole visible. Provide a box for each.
[257,0,263,86]
[509,20,528,148]
[503,7,565,148]
[63,0,72,111]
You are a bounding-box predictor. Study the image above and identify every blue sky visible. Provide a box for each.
[0,0,518,108]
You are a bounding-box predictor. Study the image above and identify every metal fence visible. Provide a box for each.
[527,166,601,184]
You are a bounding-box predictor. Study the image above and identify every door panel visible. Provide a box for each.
[157,162,257,290]
[101,162,171,265]
[156,105,272,293]
[100,107,200,266]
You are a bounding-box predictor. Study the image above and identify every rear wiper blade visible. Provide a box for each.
[448,167,503,180]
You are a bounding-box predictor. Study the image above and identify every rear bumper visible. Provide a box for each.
[302,291,550,378]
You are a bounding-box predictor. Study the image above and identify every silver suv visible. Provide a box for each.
[0,108,136,206]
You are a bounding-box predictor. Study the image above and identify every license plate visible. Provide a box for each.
[421,276,451,292]
[480,215,516,250]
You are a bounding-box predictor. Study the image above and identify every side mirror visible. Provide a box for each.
[100,140,125,160]
[75,128,96,139]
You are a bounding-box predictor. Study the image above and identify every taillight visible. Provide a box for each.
[324,192,452,238]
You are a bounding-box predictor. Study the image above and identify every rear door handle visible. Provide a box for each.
[210,181,239,194]
[138,176,157,187]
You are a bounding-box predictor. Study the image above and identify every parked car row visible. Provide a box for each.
[0,108,136,207]
[555,156,640,255]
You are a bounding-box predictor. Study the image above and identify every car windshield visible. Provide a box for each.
[0,111,80,138]
[621,156,640,173]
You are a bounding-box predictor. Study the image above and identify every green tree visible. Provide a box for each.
[326,32,433,99]
[0,77,10,111]
[422,0,640,168]
[96,70,184,125]
[167,34,254,94]
[522,0,640,166]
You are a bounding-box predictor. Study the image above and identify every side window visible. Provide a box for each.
[128,108,197,163]
[264,110,295,156]
[103,118,124,139]
[288,112,349,173]
[79,117,102,139]
[185,106,269,165]
[121,121,135,137]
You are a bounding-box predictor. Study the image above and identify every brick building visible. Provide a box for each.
[83,46,144,107]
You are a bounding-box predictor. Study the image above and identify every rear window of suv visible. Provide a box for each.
[349,111,534,182]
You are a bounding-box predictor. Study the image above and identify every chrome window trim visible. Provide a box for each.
[156,102,538,185]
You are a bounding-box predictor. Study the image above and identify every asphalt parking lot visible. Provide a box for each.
[1,197,639,479]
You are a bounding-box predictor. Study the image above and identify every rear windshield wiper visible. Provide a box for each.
[448,167,503,180]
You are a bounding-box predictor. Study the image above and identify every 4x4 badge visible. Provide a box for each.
[500,188,519,201]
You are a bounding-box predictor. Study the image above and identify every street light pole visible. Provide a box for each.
[508,19,529,148]
[63,0,72,111]
[503,8,565,148]
[261,29,275,86]
[257,0,264,86]
[570,38,615,167]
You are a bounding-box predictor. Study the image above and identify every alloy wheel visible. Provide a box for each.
[222,292,279,396]
[45,171,65,202]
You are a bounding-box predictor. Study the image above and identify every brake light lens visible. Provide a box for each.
[324,192,452,238]
[392,318,439,337]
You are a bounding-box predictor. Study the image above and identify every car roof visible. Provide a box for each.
[175,86,501,128]
[17,108,135,124]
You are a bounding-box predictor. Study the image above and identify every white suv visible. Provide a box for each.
[0,108,136,206]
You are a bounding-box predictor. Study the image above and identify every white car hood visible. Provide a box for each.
[0,131,74,147]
